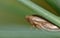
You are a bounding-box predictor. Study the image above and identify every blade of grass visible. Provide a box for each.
[18,0,60,27]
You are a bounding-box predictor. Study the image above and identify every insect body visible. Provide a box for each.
[26,15,60,31]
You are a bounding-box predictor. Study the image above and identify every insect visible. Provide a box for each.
[26,15,60,31]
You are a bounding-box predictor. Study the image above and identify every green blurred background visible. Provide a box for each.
[0,0,60,38]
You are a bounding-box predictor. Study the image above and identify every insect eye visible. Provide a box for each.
[26,15,60,31]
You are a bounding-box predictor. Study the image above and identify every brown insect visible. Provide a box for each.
[26,15,60,31]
